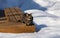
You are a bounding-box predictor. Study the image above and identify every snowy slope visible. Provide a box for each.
[0,0,60,38]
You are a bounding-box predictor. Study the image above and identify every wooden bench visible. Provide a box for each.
[0,7,35,33]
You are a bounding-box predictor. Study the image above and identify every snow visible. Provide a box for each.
[0,0,60,38]
[46,2,60,16]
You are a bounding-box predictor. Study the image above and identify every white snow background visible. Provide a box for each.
[0,0,60,38]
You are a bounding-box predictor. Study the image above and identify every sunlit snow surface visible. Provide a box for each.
[0,0,60,38]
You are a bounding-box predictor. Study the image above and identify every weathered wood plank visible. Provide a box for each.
[0,22,35,33]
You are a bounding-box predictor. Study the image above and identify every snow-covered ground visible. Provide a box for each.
[0,0,60,38]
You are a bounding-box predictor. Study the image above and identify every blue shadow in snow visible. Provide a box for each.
[36,24,47,32]
[20,0,47,11]
[0,0,47,11]
[33,22,47,32]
